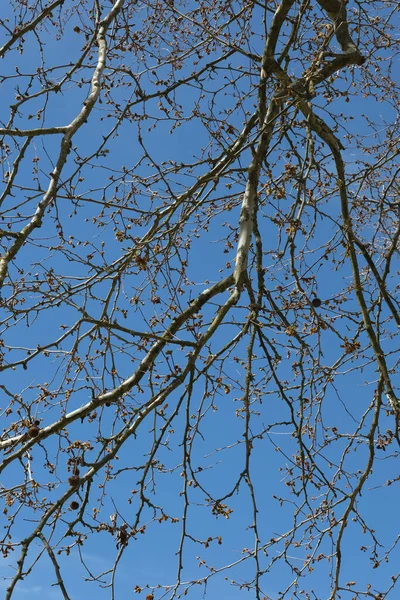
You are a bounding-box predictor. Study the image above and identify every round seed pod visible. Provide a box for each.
[28,425,40,438]
[311,297,322,308]
[70,500,80,510]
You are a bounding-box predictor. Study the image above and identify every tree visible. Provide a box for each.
[0,0,399,598]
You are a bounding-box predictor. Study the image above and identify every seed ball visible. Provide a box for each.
[70,500,80,510]
[28,426,40,438]
[311,297,322,308]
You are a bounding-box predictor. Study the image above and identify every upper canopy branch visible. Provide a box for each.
[261,0,365,98]
[316,0,361,54]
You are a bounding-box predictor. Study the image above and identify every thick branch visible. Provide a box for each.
[0,0,127,288]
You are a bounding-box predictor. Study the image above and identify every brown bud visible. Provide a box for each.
[116,524,129,549]
[28,426,40,438]
[70,500,80,510]
[68,475,80,488]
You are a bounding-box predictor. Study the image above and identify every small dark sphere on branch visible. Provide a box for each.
[28,426,40,438]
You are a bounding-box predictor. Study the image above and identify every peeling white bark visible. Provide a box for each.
[0,0,127,288]
[233,97,283,288]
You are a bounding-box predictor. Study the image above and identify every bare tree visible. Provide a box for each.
[0,0,399,598]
